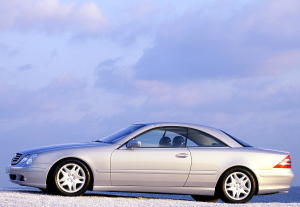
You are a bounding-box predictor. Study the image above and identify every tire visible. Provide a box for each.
[50,159,91,196]
[192,195,219,202]
[218,167,256,203]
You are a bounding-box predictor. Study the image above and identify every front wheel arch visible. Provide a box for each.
[215,166,259,196]
[46,157,94,191]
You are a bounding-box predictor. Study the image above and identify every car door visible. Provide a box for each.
[184,128,230,188]
[110,127,191,187]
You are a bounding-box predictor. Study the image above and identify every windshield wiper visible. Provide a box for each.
[93,140,113,144]
[93,140,107,143]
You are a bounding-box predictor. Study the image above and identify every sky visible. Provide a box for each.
[0,0,299,187]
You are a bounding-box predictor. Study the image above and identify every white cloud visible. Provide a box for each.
[0,0,107,34]
[135,0,300,80]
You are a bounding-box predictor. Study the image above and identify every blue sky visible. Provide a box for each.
[0,0,299,186]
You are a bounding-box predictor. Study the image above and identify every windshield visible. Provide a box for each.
[221,130,253,147]
[95,124,145,143]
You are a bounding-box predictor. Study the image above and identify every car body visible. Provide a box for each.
[7,122,294,203]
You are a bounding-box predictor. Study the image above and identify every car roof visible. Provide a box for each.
[136,122,219,131]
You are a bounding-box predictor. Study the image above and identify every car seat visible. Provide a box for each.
[159,136,172,147]
[172,136,185,147]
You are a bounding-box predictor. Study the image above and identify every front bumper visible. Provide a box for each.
[6,164,49,189]
[256,169,295,194]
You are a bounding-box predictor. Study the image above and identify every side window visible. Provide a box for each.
[187,128,227,147]
[131,129,164,148]
[132,127,187,148]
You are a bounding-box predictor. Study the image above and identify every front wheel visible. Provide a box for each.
[51,159,91,196]
[219,168,256,203]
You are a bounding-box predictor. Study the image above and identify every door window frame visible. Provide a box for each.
[119,126,188,149]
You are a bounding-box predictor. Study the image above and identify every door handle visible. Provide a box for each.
[175,153,189,158]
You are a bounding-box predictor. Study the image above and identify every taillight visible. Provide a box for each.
[274,155,292,168]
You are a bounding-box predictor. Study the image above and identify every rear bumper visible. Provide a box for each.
[6,164,48,189]
[255,169,294,194]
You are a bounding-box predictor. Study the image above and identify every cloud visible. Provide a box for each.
[94,58,136,93]
[0,42,18,57]
[0,72,136,130]
[17,64,33,71]
[105,0,177,44]
[0,0,107,34]
[135,0,300,81]
[0,74,86,121]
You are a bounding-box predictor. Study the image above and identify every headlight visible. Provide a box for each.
[20,154,38,165]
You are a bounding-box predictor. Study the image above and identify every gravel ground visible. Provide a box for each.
[0,187,299,207]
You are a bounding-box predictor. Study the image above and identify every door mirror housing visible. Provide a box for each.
[126,139,141,149]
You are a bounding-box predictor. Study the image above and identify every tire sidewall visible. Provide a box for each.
[53,159,91,196]
[220,168,256,203]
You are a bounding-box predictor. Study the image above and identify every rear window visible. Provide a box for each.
[221,130,252,147]
[187,128,228,147]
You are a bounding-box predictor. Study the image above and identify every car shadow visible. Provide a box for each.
[2,186,300,203]
[83,191,193,201]
[85,187,300,203]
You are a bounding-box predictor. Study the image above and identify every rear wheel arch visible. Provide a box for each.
[46,157,94,191]
[215,165,259,196]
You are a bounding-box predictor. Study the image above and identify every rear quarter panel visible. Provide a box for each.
[186,147,291,190]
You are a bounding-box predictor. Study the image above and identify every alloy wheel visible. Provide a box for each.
[56,163,86,193]
[224,172,251,201]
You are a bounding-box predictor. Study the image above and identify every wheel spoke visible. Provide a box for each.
[59,176,67,182]
[67,182,72,191]
[75,179,84,184]
[226,186,235,192]
[77,175,85,180]
[226,182,234,187]
[230,175,236,184]
[63,167,69,173]
[233,173,239,182]
[240,188,247,195]
[75,167,80,174]
[242,184,250,191]
[71,165,77,172]
[60,180,69,186]
[240,175,246,182]
[59,175,65,181]
[236,190,241,198]
[72,182,77,191]
[232,189,237,198]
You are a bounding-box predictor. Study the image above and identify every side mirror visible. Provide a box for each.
[126,139,141,149]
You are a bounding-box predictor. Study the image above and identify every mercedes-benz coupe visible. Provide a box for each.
[7,122,294,203]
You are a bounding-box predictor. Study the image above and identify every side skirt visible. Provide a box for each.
[93,186,215,196]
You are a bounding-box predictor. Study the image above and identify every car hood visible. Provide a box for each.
[19,142,109,155]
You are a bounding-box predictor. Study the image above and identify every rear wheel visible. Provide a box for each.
[219,168,256,203]
[50,159,91,196]
[192,195,219,202]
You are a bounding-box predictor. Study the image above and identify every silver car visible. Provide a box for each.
[7,122,294,203]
